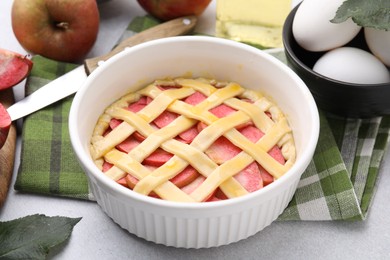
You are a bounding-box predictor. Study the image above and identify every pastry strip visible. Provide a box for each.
[105,149,195,202]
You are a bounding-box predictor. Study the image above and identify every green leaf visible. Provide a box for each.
[0,214,81,260]
[331,0,390,30]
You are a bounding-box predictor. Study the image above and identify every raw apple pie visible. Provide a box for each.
[90,78,296,202]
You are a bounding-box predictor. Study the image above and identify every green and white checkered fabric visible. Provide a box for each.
[14,16,390,221]
[15,57,90,200]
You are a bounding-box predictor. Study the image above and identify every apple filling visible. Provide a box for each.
[90,78,296,202]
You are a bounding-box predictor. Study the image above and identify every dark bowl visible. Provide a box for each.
[282,4,390,118]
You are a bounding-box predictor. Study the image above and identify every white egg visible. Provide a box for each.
[313,47,390,84]
[365,27,390,67]
[293,0,361,52]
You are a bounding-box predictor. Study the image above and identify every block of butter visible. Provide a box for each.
[216,0,292,48]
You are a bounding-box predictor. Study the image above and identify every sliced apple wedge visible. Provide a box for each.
[0,103,11,149]
[0,48,32,90]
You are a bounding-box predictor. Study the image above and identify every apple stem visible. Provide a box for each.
[56,22,70,30]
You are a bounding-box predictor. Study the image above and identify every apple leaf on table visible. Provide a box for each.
[331,0,390,30]
[0,214,81,260]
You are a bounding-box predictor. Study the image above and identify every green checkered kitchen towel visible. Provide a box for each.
[15,16,390,221]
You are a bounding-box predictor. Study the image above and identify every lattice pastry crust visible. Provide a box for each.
[90,78,295,202]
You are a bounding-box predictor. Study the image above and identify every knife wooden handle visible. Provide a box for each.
[84,15,197,75]
[0,88,17,208]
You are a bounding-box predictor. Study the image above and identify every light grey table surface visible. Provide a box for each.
[1,1,390,259]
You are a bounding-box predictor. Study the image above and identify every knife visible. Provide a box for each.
[0,16,196,149]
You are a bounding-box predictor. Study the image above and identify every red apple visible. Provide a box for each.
[0,48,33,91]
[11,0,99,62]
[137,0,212,21]
[0,103,11,150]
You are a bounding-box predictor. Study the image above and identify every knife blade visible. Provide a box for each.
[7,16,197,121]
